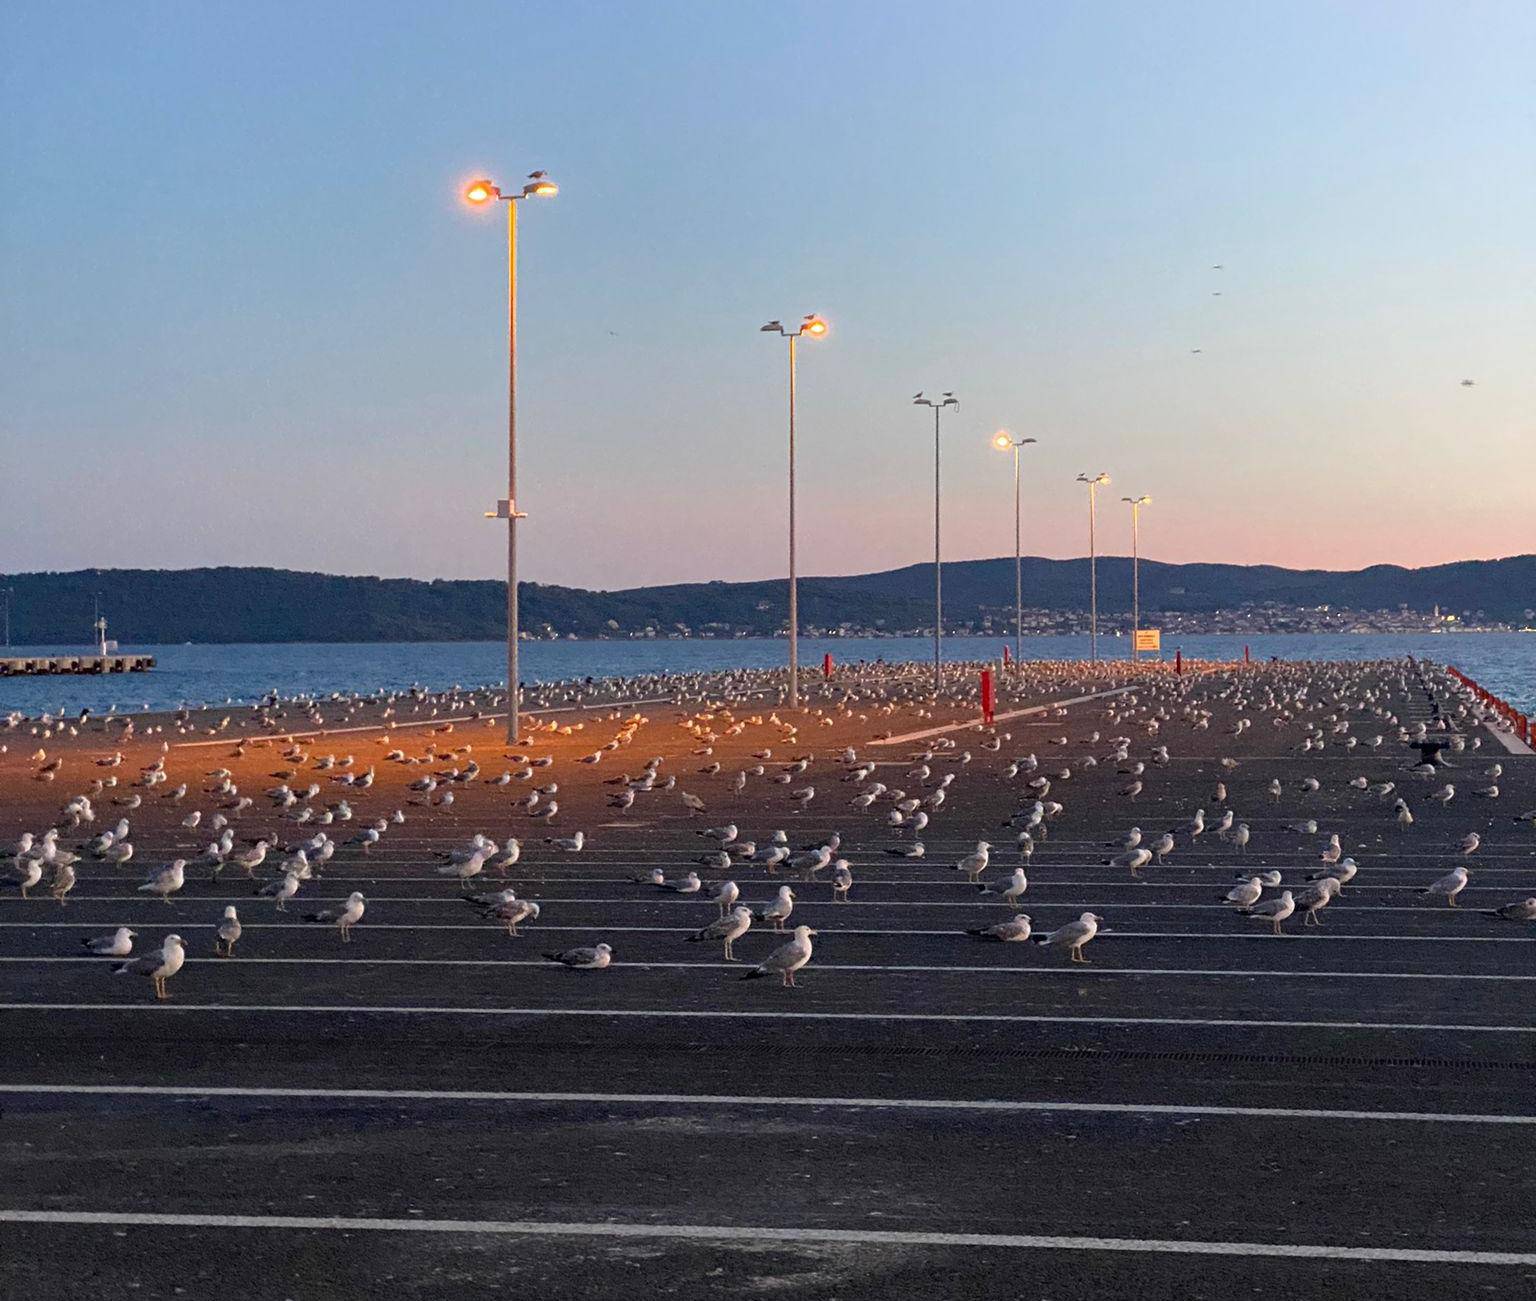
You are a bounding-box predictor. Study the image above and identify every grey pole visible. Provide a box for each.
[788,330,798,706]
[1077,473,1110,662]
[1123,495,1150,662]
[933,403,941,692]
[914,393,958,694]
[762,316,827,707]
[505,195,519,744]
[463,173,556,745]
[1013,443,1021,665]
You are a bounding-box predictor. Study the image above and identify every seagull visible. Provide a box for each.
[979,868,1028,909]
[740,924,815,986]
[137,859,187,904]
[1247,890,1296,936]
[1310,857,1358,888]
[215,906,242,957]
[754,885,796,932]
[687,906,752,960]
[967,915,1032,941]
[114,934,185,999]
[490,897,540,936]
[1221,876,1263,911]
[1034,912,1101,963]
[660,871,702,894]
[1421,865,1469,908]
[545,831,585,852]
[707,879,740,915]
[1295,876,1342,925]
[259,871,302,911]
[306,891,366,940]
[830,860,853,902]
[1109,848,1153,877]
[543,942,613,969]
[956,841,992,883]
[82,926,136,957]
[1482,898,1536,922]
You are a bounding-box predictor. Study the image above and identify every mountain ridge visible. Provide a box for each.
[2,556,1531,644]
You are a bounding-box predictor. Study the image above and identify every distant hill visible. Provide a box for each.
[2,556,1531,644]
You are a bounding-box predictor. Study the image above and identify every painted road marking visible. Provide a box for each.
[0,1211,1531,1265]
[5,956,1532,980]
[1,1004,1530,1032]
[2,1083,1532,1125]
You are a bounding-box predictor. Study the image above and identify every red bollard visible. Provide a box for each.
[1244,645,1250,664]
[980,669,996,723]
[1174,649,1183,676]
[822,653,834,679]
[1002,645,1012,666]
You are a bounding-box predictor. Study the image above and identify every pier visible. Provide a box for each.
[0,653,155,676]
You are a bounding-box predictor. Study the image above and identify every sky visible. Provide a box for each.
[2,1,1533,590]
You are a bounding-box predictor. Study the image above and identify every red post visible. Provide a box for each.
[822,652,834,679]
[1244,644,1250,664]
[980,668,996,723]
[1002,644,1012,666]
[1174,649,1182,676]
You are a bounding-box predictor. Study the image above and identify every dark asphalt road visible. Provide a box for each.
[3,661,1534,1298]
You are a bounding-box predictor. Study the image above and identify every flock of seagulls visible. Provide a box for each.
[3,658,1533,1002]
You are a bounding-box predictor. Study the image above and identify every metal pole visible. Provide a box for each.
[2,589,9,648]
[1012,445,1022,665]
[787,333,799,707]
[505,197,520,744]
[933,404,942,693]
[1088,482,1098,662]
[1131,502,1140,662]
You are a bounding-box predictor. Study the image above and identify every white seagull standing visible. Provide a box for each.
[1034,912,1102,963]
[1421,865,1469,908]
[741,924,816,986]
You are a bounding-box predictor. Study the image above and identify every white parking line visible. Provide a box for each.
[1,1004,1530,1032]
[0,922,1526,941]
[2,1083,1531,1125]
[4,957,1531,980]
[0,1210,1531,1264]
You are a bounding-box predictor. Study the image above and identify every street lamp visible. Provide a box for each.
[760,315,830,707]
[914,392,959,693]
[2,587,12,648]
[1076,472,1111,661]
[1122,495,1151,661]
[463,171,558,743]
[992,432,1038,667]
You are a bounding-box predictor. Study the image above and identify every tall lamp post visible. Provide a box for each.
[1123,494,1151,661]
[1076,472,1111,661]
[2,587,12,648]
[992,432,1038,667]
[913,392,959,694]
[760,315,829,707]
[464,171,558,744]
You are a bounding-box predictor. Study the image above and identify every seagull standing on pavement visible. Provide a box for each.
[114,934,185,999]
[1034,912,1102,963]
[741,924,816,986]
[687,906,752,960]
[1421,865,1469,908]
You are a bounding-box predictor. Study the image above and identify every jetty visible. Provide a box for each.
[0,653,156,676]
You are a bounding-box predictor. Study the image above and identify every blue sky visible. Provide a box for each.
[2,1,1532,587]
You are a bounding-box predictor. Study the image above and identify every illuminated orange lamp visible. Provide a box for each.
[992,431,1013,451]
[464,179,500,204]
[803,315,829,338]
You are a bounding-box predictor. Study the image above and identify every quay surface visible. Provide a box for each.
[0,659,1532,1299]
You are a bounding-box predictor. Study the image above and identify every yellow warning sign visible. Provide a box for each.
[1135,629,1161,652]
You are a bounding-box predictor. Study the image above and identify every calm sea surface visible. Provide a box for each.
[2,633,1533,717]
